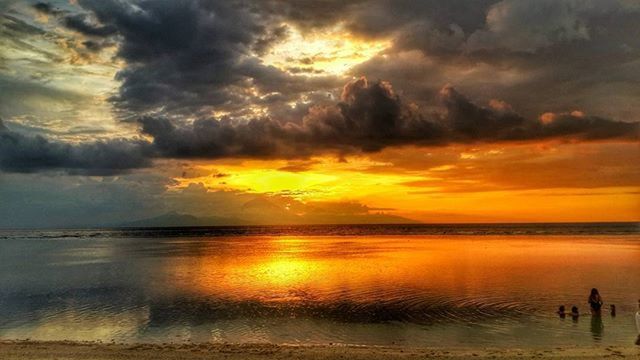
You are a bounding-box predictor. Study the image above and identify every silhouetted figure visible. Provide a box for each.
[571,305,579,322]
[610,304,616,317]
[588,288,603,316]
[557,305,566,319]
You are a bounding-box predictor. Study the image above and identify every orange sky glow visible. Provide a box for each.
[169,141,639,223]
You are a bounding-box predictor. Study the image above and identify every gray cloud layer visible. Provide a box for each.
[0,119,151,175]
[47,0,339,118]
[1,78,637,174]
[346,0,640,120]
[139,78,639,158]
[25,0,640,122]
[2,0,638,175]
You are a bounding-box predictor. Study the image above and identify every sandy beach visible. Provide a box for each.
[1,340,638,360]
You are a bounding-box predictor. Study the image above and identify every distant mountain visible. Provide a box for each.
[119,212,246,228]
[120,202,420,227]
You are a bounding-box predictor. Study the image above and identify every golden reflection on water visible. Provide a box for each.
[163,236,640,305]
[3,234,640,346]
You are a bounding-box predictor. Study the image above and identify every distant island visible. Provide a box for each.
[120,211,418,228]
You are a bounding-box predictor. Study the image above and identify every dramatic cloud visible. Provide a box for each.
[466,0,640,52]
[1,77,637,174]
[139,78,638,160]
[59,0,341,118]
[0,119,151,175]
[23,0,640,122]
[348,0,640,121]
[438,86,639,142]
[132,78,455,159]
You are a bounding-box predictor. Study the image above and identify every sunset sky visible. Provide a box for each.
[0,0,639,228]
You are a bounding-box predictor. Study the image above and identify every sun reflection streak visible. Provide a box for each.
[164,235,640,300]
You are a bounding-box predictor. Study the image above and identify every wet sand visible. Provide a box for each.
[1,341,638,359]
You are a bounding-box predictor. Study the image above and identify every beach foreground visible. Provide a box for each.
[1,341,638,360]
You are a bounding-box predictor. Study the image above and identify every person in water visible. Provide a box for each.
[571,305,579,320]
[588,288,603,316]
[557,305,566,318]
[610,304,616,317]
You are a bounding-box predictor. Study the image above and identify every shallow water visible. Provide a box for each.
[1,224,639,347]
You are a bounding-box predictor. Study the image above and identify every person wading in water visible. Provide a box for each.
[588,288,603,316]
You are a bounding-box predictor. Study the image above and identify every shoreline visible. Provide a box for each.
[1,340,638,359]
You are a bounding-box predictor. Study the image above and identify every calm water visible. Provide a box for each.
[1,223,639,347]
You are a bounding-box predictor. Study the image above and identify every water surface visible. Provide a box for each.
[1,223,639,347]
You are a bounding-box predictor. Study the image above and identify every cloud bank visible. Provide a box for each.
[0,119,151,175]
[140,78,638,157]
[1,78,637,174]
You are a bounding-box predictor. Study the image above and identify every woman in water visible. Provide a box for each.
[588,288,603,316]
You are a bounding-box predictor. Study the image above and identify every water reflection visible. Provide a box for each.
[1,233,639,347]
[160,236,640,323]
[590,316,604,341]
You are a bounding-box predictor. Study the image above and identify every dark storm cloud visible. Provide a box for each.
[0,119,152,175]
[438,86,639,142]
[296,0,638,57]
[255,0,494,38]
[6,1,640,171]
[464,0,640,53]
[65,0,637,122]
[73,0,245,114]
[253,0,362,31]
[137,78,443,158]
[67,0,331,117]
[138,78,639,160]
[252,24,288,55]
[24,0,640,123]
[1,78,637,174]
[348,0,640,120]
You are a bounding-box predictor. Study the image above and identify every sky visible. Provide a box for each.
[0,0,639,228]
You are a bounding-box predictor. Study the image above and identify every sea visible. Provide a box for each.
[1,222,639,348]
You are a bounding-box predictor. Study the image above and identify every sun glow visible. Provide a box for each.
[263,24,390,75]
[172,156,423,202]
